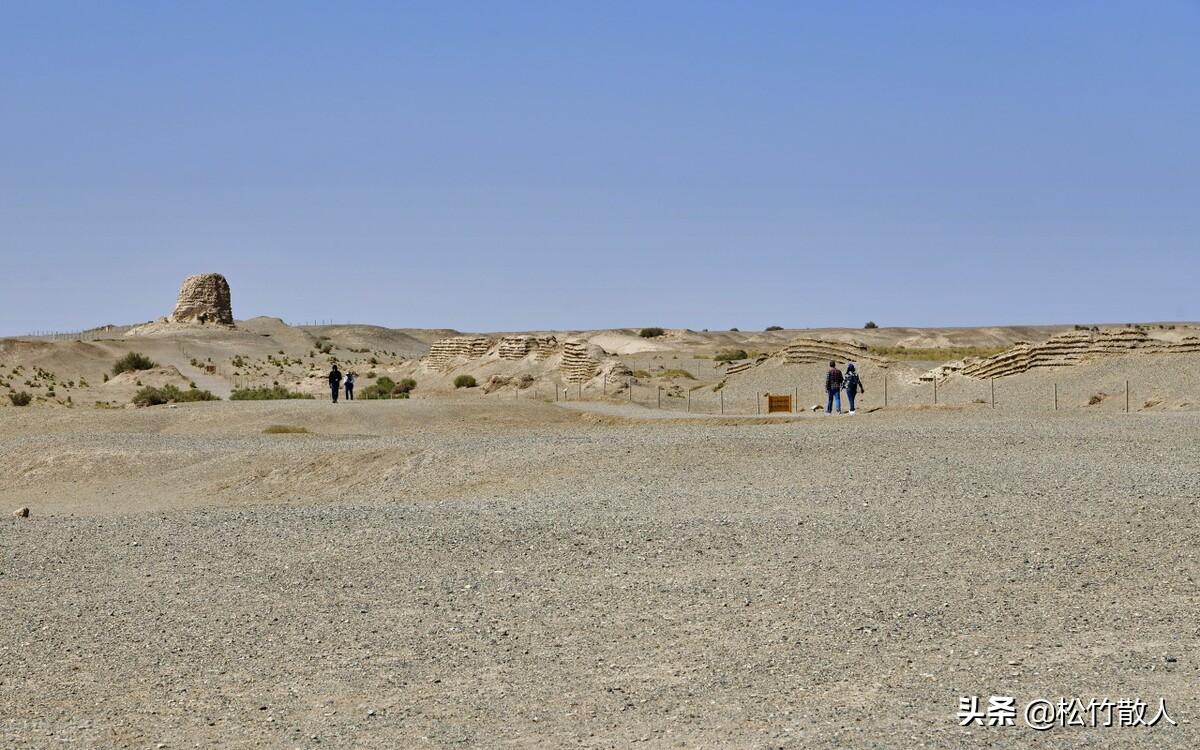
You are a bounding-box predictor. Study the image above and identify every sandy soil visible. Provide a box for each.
[3,399,1198,748]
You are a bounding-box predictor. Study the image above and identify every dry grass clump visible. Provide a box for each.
[230,385,312,400]
[263,425,310,434]
[8,391,32,407]
[133,385,219,407]
[868,346,1008,362]
[1087,393,1105,406]
[713,349,748,363]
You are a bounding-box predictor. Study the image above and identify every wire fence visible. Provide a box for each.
[485,371,1148,416]
[14,325,136,341]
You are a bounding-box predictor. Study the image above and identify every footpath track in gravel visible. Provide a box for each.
[2,400,1199,748]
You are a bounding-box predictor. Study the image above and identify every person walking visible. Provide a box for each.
[328,364,342,403]
[344,371,356,401]
[844,362,864,415]
[825,360,844,414]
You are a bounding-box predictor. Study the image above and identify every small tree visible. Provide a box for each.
[765,326,784,331]
[863,321,878,329]
[9,392,32,407]
[639,327,665,338]
[454,375,477,389]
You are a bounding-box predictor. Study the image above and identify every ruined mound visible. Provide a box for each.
[954,328,1197,379]
[421,336,493,372]
[777,337,887,366]
[169,273,234,326]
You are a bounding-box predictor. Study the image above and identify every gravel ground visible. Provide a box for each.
[3,400,1199,748]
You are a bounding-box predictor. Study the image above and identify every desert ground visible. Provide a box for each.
[3,393,1200,748]
[4,307,1200,748]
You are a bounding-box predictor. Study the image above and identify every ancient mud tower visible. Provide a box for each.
[168,273,234,326]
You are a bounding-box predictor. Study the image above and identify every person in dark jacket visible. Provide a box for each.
[328,365,342,403]
[344,371,356,401]
[844,362,864,415]
[825,360,844,414]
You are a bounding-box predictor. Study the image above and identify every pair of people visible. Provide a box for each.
[327,365,356,402]
[825,360,864,415]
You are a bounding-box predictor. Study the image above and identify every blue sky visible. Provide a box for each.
[2,2,1197,334]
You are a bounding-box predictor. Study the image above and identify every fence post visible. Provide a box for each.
[756,392,760,415]
[884,374,888,407]
[578,382,582,400]
[657,386,661,409]
[1053,383,1058,411]
[933,378,938,404]
[720,389,724,415]
[1126,380,1130,413]
[991,378,995,409]
[793,386,798,413]
[687,389,691,413]
[628,379,632,402]
[603,373,606,395]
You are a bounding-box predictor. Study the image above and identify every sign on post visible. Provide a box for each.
[766,394,792,414]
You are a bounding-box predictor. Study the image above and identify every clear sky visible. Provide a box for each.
[2,2,1197,334]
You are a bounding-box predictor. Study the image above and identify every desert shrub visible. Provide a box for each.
[864,321,879,329]
[713,349,749,362]
[658,369,695,380]
[359,376,396,400]
[9,391,32,407]
[394,377,417,395]
[263,425,309,434]
[729,327,739,332]
[230,385,311,400]
[454,375,477,389]
[112,352,157,375]
[765,325,784,331]
[639,327,665,338]
[316,341,333,354]
[132,385,218,407]
[1087,394,1104,406]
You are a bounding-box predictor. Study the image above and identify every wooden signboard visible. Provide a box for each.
[766,394,793,413]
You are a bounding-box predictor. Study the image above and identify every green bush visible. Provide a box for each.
[765,325,784,331]
[112,352,157,375]
[230,385,312,400]
[454,375,477,389]
[639,327,665,338]
[9,391,32,407]
[713,349,748,362]
[359,376,396,400]
[132,385,219,407]
[864,321,879,329]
